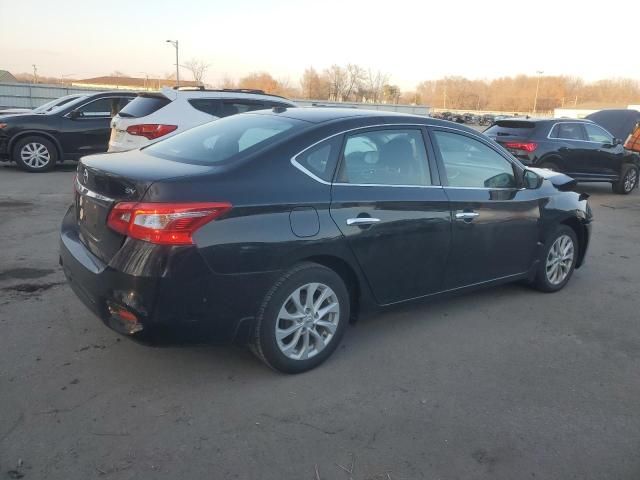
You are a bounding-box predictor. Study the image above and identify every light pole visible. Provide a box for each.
[165,40,179,87]
[533,70,544,114]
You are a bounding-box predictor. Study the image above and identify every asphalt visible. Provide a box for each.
[0,160,639,480]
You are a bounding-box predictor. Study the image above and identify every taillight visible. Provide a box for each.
[505,141,538,152]
[125,124,177,140]
[107,202,232,245]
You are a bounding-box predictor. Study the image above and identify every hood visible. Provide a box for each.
[529,167,577,191]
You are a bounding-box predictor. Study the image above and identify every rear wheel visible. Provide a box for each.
[251,262,350,373]
[12,136,58,172]
[612,165,638,194]
[538,161,559,172]
[532,225,578,293]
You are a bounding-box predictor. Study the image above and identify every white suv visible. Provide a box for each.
[108,87,297,152]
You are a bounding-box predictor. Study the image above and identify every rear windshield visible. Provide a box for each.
[143,113,305,165]
[118,95,171,118]
[484,120,536,137]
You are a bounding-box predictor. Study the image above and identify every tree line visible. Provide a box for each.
[13,63,640,112]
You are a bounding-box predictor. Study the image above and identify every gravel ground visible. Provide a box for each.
[0,160,639,480]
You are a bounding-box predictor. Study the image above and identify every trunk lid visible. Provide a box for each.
[75,150,214,263]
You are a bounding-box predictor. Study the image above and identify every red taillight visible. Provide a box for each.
[125,124,177,140]
[107,202,232,245]
[504,141,538,152]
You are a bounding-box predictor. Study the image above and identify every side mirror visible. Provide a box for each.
[614,137,623,145]
[68,109,82,119]
[523,169,542,189]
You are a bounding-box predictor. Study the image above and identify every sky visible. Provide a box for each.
[1,0,638,90]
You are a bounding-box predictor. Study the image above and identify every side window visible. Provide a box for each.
[550,123,586,141]
[337,129,431,186]
[295,136,342,182]
[432,130,516,189]
[188,98,223,117]
[221,101,267,117]
[584,124,613,143]
[77,98,115,117]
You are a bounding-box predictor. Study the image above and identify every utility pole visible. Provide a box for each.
[32,64,38,84]
[533,70,544,114]
[166,40,180,87]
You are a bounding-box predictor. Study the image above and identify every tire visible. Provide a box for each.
[251,262,350,373]
[538,161,559,172]
[12,136,58,172]
[532,225,578,293]
[612,165,638,194]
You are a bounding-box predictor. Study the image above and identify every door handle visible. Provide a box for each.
[455,211,480,221]
[346,217,381,226]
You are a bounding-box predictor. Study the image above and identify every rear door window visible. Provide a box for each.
[550,123,586,141]
[118,95,171,118]
[221,101,268,117]
[337,129,431,186]
[188,98,223,116]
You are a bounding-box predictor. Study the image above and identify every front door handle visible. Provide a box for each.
[347,217,381,226]
[455,211,480,221]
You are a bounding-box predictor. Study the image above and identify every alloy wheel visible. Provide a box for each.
[20,142,51,169]
[624,168,638,192]
[545,234,575,285]
[275,282,340,360]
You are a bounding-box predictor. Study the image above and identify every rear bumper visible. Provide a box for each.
[59,205,278,343]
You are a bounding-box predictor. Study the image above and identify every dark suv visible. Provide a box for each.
[484,118,640,194]
[0,91,135,172]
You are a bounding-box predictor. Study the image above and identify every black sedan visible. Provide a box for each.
[60,108,592,373]
[0,91,135,172]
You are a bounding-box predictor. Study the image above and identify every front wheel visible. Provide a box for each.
[532,225,578,293]
[12,136,58,172]
[612,165,638,194]
[251,262,350,373]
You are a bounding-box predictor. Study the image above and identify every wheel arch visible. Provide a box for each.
[9,131,63,162]
[298,254,364,322]
[537,153,562,167]
[560,216,588,268]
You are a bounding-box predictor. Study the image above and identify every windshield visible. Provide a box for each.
[144,113,306,165]
[43,95,89,114]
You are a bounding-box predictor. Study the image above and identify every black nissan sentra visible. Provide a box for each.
[60,108,592,373]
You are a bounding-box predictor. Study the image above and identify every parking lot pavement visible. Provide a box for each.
[1,161,640,480]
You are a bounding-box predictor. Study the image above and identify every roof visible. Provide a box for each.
[0,70,18,83]
[260,106,424,124]
[73,76,200,89]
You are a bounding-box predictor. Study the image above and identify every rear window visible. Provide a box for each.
[118,95,171,118]
[143,113,305,165]
[484,120,536,137]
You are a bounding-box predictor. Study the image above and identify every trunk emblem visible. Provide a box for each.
[125,187,136,195]
[82,168,89,184]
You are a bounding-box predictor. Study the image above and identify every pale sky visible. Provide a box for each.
[1,0,637,90]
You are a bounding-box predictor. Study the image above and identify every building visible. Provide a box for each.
[0,70,18,83]
[71,76,200,91]
[554,103,640,119]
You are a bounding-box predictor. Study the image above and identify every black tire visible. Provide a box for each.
[12,136,58,172]
[612,165,639,194]
[251,262,350,373]
[532,225,578,293]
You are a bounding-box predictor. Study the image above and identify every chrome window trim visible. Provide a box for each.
[290,122,436,188]
[75,176,115,202]
[546,121,614,144]
[64,96,133,119]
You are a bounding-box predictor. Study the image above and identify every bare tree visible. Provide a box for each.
[364,69,389,103]
[344,64,366,101]
[324,65,347,101]
[183,58,210,85]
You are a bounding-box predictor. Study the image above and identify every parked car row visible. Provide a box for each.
[0,88,296,172]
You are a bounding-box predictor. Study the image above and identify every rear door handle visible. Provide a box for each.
[455,211,480,221]
[347,217,381,226]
